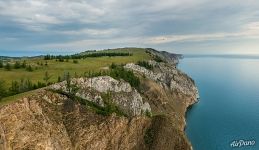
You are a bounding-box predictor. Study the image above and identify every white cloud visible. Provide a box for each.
[145,21,259,44]
[57,28,119,37]
[1,0,259,54]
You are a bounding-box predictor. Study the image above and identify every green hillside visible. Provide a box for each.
[0,48,152,103]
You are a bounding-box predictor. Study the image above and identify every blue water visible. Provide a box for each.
[179,56,259,150]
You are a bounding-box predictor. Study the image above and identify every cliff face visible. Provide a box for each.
[0,51,199,150]
[0,90,150,150]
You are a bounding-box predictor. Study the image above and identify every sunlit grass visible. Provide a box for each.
[0,48,151,104]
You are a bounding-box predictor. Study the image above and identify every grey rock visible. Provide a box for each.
[50,76,151,116]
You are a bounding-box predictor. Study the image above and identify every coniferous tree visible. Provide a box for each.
[0,80,7,100]
[4,63,11,71]
[14,61,21,69]
[26,65,33,72]
[21,60,26,68]
[43,71,51,85]
[0,60,3,68]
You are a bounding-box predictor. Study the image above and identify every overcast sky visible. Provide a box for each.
[1,0,259,55]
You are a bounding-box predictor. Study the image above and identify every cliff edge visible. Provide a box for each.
[0,49,199,150]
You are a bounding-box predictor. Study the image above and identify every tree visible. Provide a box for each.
[64,72,71,92]
[9,81,19,94]
[73,60,78,64]
[14,61,21,69]
[0,80,7,100]
[4,63,11,71]
[21,60,26,68]
[137,61,153,70]
[74,72,78,78]
[0,60,3,68]
[57,76,62,82]
[43,71,51,85]
[26,65,33,72]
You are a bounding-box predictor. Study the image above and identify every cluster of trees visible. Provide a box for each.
[44,52,132,60]
[109,63,140,88]
[153,55,164,62]
[0,80,7,100]
[9,79,46,95]
[0,60,43,72]
[0,79,46,100]
[0,71,53,100]
[145,49,164,63]
[85,63,140,88]
[137,61,153,70]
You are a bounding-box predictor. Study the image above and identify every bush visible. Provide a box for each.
[144,128,155,145]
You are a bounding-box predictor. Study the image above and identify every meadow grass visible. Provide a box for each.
[0,48,151,104]
[0,90,39,106]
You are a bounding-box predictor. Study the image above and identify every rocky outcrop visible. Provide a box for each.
[124,61,199,104]
[50,76,151,117]
[0,50,199,150]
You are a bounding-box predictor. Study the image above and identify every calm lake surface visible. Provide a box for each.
[179,56,259,150]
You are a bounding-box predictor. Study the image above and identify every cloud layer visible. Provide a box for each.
[0,0,259,54]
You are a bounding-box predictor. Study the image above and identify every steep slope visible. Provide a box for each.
[0,49,199,150]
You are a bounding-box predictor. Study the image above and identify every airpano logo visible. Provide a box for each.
[230,139,256,148]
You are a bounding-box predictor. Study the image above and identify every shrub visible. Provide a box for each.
[144,128,155,145]
[145,110,152,118]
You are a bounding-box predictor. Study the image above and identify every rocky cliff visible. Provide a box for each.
[0,50,199,150]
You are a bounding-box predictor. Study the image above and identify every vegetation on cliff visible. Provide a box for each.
[0,48,151,102]
[0,48,198,150]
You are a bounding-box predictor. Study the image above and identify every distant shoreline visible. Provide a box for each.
[183,54,259,59]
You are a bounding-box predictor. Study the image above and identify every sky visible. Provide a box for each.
[0,0,259,55]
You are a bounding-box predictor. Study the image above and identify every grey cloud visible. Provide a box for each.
[0,0,259,54]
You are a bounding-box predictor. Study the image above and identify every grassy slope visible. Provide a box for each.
[0,48,151,105]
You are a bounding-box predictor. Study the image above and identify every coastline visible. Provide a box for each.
[0,50,200,150]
